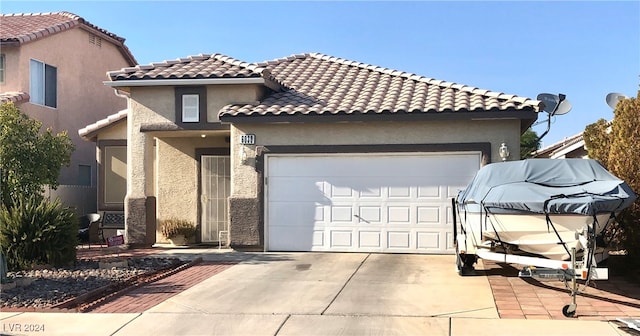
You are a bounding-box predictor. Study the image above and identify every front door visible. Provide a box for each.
[200,155,230,243]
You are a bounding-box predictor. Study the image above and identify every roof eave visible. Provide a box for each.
[104,77,265,87]
[220,108,539,124]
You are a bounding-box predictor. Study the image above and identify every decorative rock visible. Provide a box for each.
[0,257,180,308]
[98,260,128,269]
[1,281,16,290]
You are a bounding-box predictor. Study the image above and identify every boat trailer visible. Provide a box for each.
[451,198,609,318]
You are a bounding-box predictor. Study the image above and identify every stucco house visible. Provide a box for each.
[80,52,542,253]
[0,12,136,204]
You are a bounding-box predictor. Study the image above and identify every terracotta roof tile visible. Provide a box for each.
[0,91,30,104]
[219,53,540,117]
[78,109,128,141]
[107,54,265,81]
[0,12,136,65]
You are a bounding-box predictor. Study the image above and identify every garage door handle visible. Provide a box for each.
[354,214,370,223]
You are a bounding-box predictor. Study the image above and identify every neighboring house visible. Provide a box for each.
[80,52,541,253]
[532,132,587,159]
[0,12,136,206]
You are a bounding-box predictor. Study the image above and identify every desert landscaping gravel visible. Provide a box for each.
[0,257,181,309]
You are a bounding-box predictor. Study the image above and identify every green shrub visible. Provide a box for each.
[0,195,78,271]
[160,218,196,239]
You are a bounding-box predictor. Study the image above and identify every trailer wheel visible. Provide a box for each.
[562,304,576,318]
[456,252,477,276]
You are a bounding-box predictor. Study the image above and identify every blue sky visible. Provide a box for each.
[3,1,638,147]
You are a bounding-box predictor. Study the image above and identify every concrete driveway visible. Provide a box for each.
[144,253,497,317]
[114,252,496,335]
[1,251,627,335]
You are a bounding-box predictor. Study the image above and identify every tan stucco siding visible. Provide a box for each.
[155,138,199,225]
[130,87,175,123]
[154,136,229,242]
[206,85,262,122]
[1,27,132,185]
[96,120,127,140]
[231,119,522,198]
[128,84,264,123]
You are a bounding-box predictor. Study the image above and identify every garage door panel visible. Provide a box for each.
[417,185,440,198]
[446,231,455,250]
[388,206,411,223]
[269,226,317,251]
[270,202,324,225]
[330,185,354,198]
[330,206,353,222]
[359,187,382,198]
[387,231,411,249]
[359,231,382,248]
[269,177,325,201]
[358,206,382,223]
[388,186,411,198]
[267,153,480,253]
[330,230,353,247]
[417,206,440,224]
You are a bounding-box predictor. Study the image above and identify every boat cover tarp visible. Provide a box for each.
[457,159,636,215]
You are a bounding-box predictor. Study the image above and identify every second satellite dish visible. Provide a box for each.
[606,92,627,110]
[536,93,572,116]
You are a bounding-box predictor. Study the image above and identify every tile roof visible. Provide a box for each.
[219,53,541,117]
[78,109,128,141]
[0,12,136,65]
[0,91,30,104]
[107,54,265,81]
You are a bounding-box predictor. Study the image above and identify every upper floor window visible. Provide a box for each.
[182,94,200,122]
[29,59,57,108]
[175,86,206,128]
[0,54,5,83]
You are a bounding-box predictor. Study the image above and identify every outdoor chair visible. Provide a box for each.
[78,213,102,249]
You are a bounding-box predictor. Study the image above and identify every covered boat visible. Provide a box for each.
[456,159,636,261]
[454,158,636,318]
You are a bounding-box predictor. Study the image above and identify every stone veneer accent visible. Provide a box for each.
[125,196,148,246]
[229,197,262,247]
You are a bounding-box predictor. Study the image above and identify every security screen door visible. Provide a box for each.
[200,155,230,243]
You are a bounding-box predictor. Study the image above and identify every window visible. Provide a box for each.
[175,86,206,128]
[0,54,5,83]
[29,59,57,108]
[182,94,200,122]
[78,165,92,186]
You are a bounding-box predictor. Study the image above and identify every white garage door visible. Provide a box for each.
[266,153,480,253]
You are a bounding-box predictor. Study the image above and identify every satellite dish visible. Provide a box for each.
[606,92,627,110]
[554,98,572,115]
[537,93,572,116]
[537,93,559,113]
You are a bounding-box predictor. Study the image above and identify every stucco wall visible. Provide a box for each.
[97,120,128,140]
[0,27,133,185]
[125,83,261,244]
[231,119,522,199]
[206,85,264,122]
[154,136,228,242]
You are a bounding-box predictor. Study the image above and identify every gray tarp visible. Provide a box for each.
[457,159,636,215]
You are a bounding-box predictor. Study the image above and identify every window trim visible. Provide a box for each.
[0,54,5,84]
[175,86,207,129]
[182,94,200,122]
[29,58,57,108]
[98,140,126,211]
